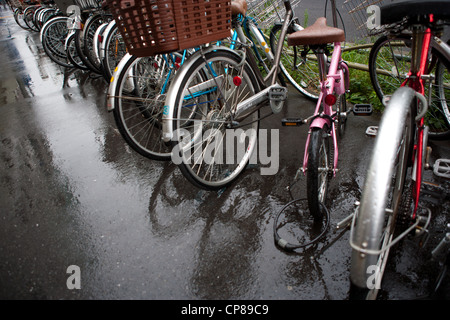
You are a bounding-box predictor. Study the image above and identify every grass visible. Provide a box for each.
[341,45,384,112]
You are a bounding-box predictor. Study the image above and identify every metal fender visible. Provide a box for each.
[106,52,134,111]
[64,30,76,50]
[100,20,117,62]
[40,16,68,43]
[309,116,332,130]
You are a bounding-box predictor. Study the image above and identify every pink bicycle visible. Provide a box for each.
[282,0,370,221]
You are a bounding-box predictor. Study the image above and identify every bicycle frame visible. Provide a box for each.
[302,43,349,175]
[161,1,293,143]
[401,14,450,218]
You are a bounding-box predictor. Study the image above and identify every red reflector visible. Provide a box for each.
[233,76,242,86]
[325,94,337,106]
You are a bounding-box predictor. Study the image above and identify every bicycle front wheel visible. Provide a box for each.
[66,33,89,70]
[171,49,261,190]
[103,24,127,81]
[14,8,30,30]
[269,23,320,100]
[349,87,416,300]
[306,125,331,221]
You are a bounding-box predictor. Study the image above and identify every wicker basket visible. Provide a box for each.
[106,0,232,57]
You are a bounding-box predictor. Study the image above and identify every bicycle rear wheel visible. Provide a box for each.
[369,34,450,140]
[349,87,416,300]
[171,48,261,190]
[41,17,73,68]
[431,52,450,140]
[336,93,349,137]
[269,23,320,100]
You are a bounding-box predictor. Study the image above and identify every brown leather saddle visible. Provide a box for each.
[287,17,345,46]
[231,0,248,16]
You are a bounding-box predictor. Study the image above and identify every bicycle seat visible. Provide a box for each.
[231,0,247,17]
[287,17,345,46]
[381,0,450,25]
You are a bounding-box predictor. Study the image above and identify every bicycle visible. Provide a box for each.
[106,0,313,163]
[368,29,450,140]
[161,0,356,198]
[281,0,362,221]
[347,0,450,300]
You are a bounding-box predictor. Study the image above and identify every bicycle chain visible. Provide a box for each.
[396,182,414,233]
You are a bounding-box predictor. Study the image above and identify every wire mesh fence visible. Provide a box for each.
[343,0,388,40]
[247,0,302,29]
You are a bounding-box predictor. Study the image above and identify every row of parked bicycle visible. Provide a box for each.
[9,0,450,300]
[12,0,125,82]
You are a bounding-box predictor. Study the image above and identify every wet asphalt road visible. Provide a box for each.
[0,5,449,303]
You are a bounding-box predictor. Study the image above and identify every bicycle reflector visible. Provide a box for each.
[233,76,242,86]
[325,94,337,106]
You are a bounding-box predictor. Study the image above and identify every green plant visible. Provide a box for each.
[342,48,384,112]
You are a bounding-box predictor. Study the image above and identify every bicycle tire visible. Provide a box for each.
[369,34,450,140]
[66,33,89,71]
[41,17,74,68]
[32,7,42,30]
[82,13,109,73]
[24,6,39,32]
[306,125,331,221]
[74,28,101,73]
[14,8,30,30]
[112,54,175,161]
[103,23,127,82]
[171,49,261,190]
[40,8,58,27]
[430,50,450,140]
[269,23,320,100]
[349,87,416,300]
[93,22,109,75]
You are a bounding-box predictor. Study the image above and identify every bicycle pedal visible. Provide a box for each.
[269,85,288,114]
[281,118,304,126]
[365,126,378,137]
[353,104,373,116]
[433,158,450,178]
